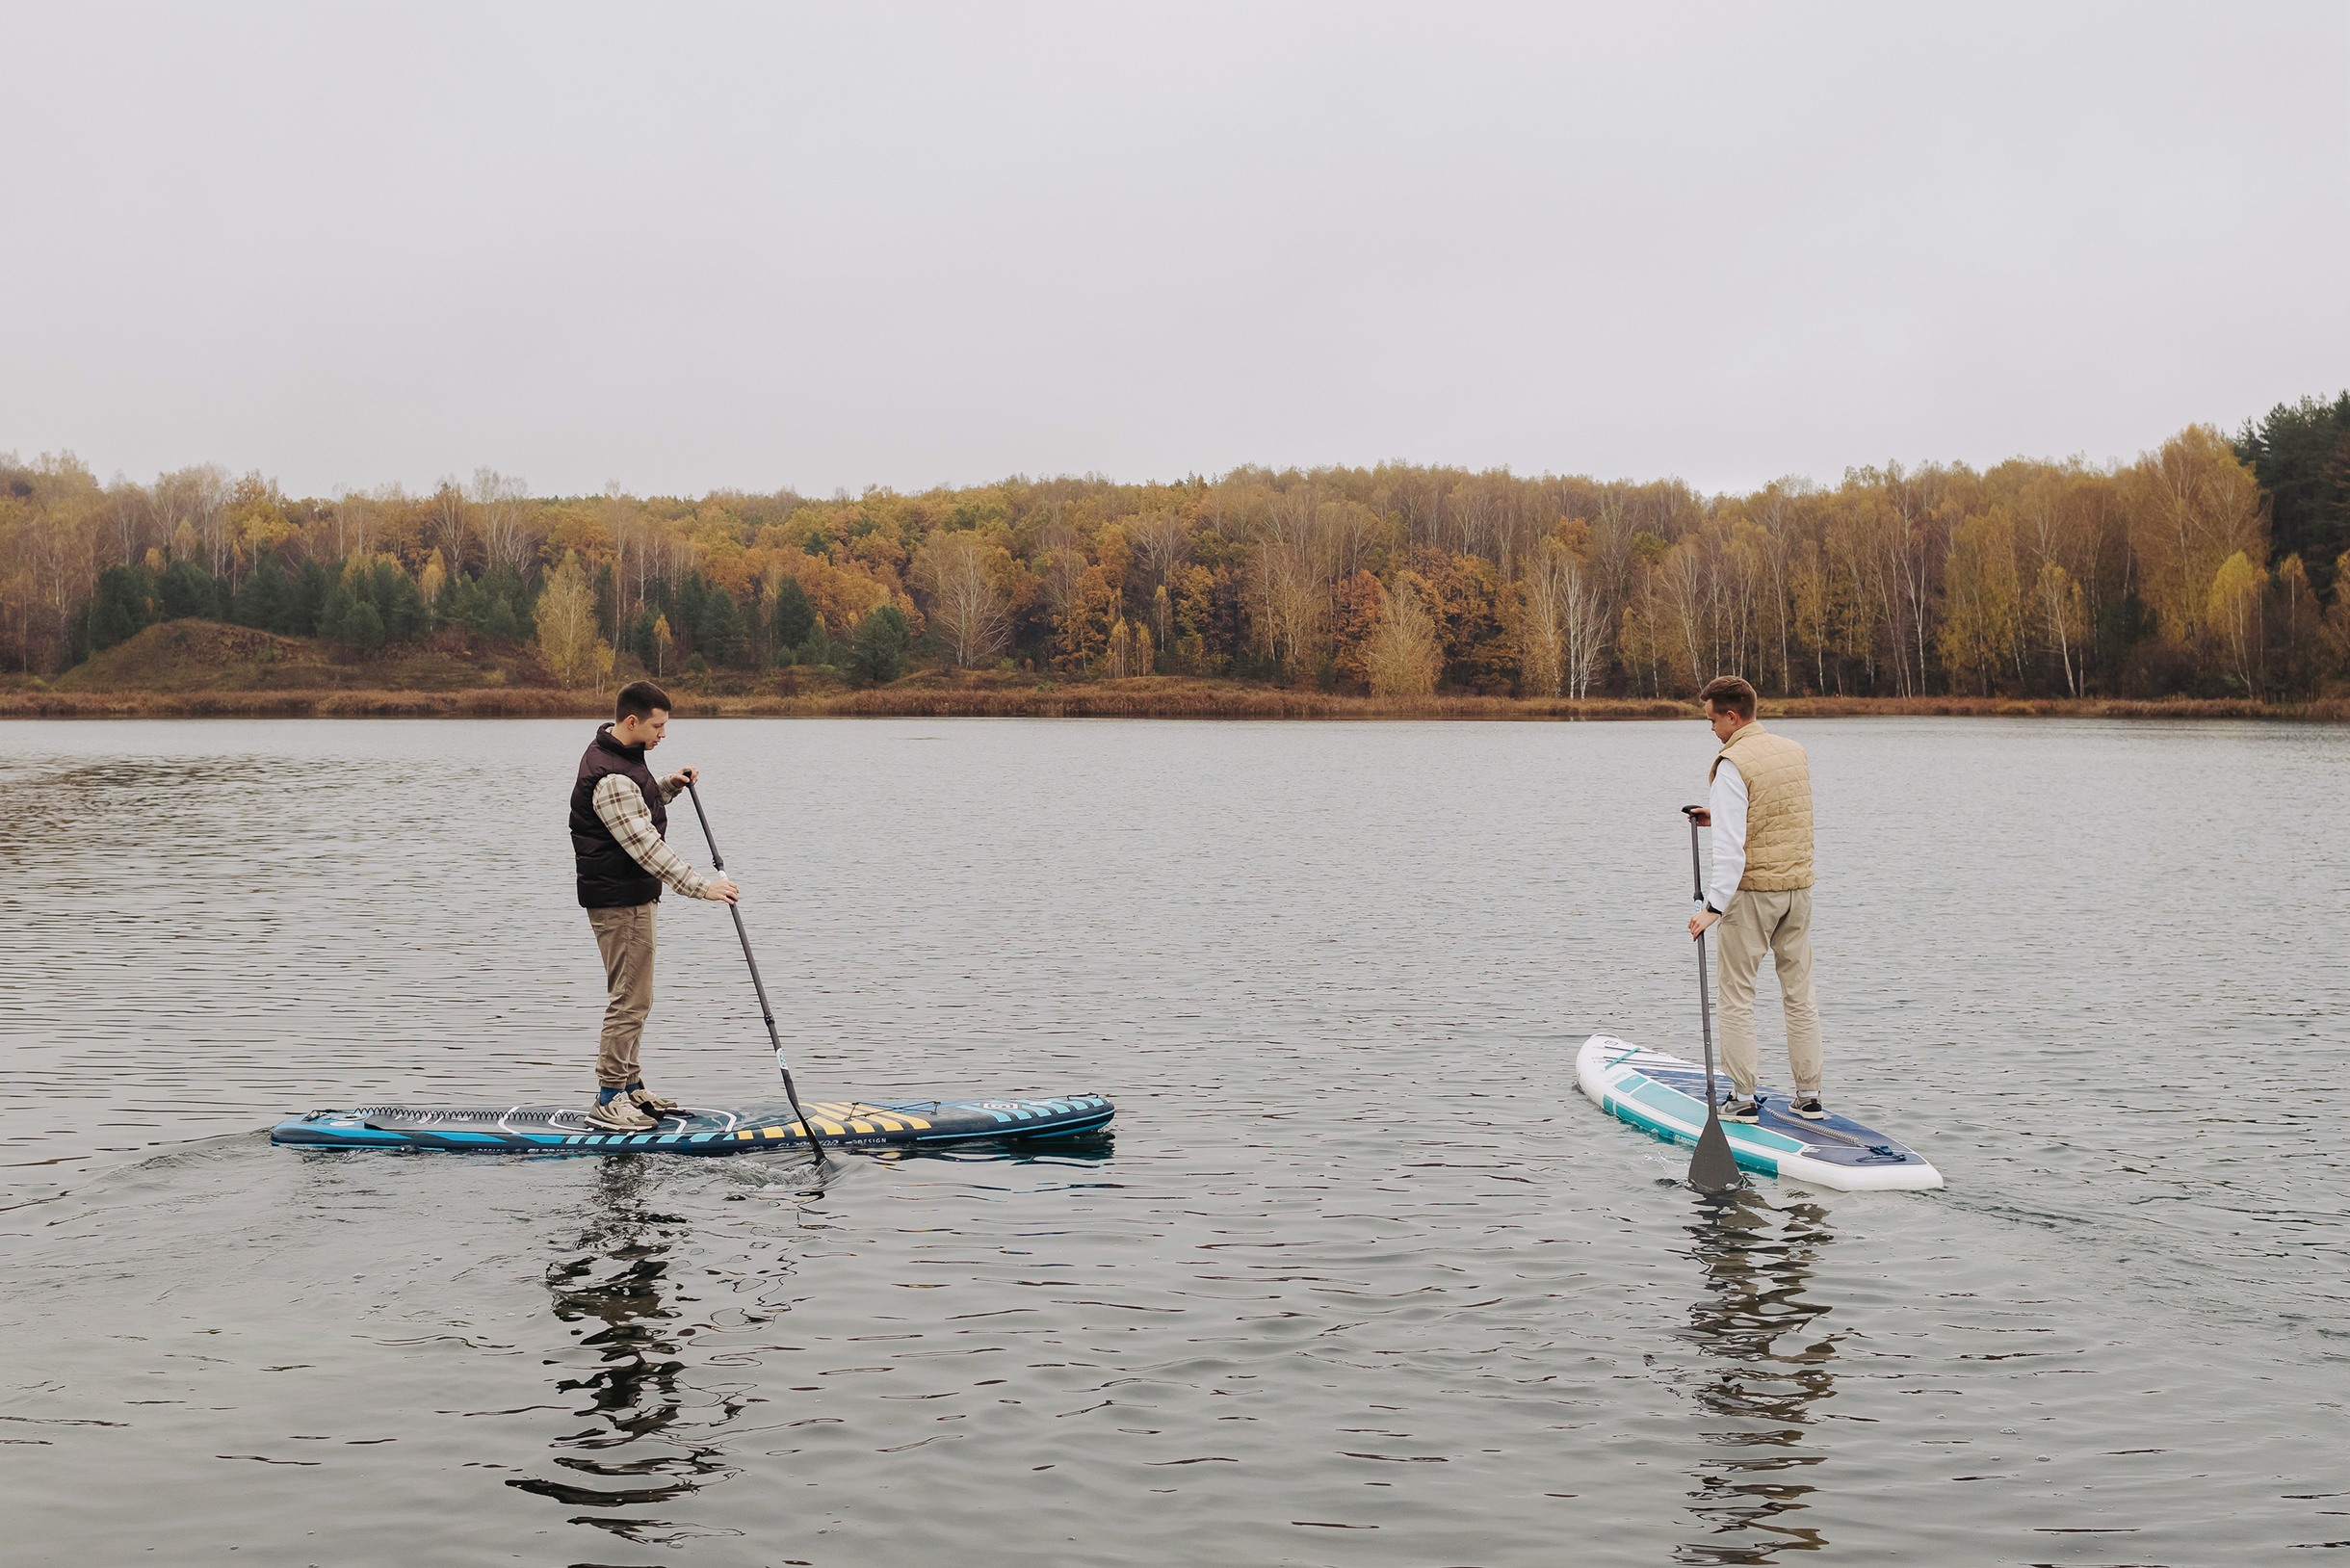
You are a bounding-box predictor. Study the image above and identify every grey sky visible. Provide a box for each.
[5,1,2343,501]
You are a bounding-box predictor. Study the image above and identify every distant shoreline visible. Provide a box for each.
[5,682,2342,724]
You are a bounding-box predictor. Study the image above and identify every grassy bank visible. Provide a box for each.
[6,620,2344,721]
[4,681,2344,723]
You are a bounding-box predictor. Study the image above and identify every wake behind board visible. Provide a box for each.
[1577,1035,1940,1191]
[271,1094,1113,1156]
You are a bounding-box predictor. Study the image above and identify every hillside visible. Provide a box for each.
[47,619,559,695]
[8,616,2346,722]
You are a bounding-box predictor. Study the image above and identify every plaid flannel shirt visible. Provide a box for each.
[590,772,709,899]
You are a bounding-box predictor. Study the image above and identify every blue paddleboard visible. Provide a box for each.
[271,1094,1114,1156]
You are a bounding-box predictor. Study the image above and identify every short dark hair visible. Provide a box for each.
[1699,675,1756,719]
[616,680,671,722]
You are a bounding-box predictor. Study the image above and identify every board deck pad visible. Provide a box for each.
[271,1094,1114,1156]
[1576,1035,1941,1191]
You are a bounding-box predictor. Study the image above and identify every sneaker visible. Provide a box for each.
[587,1096,657,1133]
[1789,1096,1826,1120]
[627,1085,681,1114]
[1719,1095,1761,1124]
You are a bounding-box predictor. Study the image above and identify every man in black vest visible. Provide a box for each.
[570,679,738,1132]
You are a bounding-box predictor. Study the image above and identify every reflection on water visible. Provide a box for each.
[1675,1192,1839,1564]
[518,1159,798,1549]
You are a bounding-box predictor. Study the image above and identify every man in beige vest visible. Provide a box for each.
[1684,674,1824,1123]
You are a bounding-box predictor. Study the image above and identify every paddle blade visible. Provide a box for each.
[1687,1108,1743,1193]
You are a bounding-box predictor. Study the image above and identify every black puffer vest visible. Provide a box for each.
[571,724,667,908]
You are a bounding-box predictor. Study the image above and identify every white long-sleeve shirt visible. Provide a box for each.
[1705,758,1747,913]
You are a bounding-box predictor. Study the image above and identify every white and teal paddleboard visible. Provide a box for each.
[1577,1034,1942,1191]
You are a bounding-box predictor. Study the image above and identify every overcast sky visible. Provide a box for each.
[4,1,2343,501]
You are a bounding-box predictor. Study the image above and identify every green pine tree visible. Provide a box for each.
[318,577,355,644]
[2236,391,2350,597]
[699,584,745,667]
[233,553,291,631]
[85,564,151,651]
[292,559,332,636]
[769,575,815,651]
[344,598,386,655]
[849,604,910,685]
[387,573,431,640]
[157,558,217,621]
[630,605,661,671]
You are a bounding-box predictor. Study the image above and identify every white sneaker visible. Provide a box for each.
[628,1085,681,1114]
[587,1096,657,1132]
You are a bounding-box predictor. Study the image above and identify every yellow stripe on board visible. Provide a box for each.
[761,1102,927,1135]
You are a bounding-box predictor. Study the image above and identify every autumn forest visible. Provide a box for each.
[5,394,2348,707]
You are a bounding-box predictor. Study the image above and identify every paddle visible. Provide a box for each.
[1681,806,1743,1194]
[682,781,828,1160]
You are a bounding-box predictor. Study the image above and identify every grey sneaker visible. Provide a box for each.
[587,1096,657,1133]
[627,1085,681,1114]
[1719,1095,1761,1124]
[1789,1096,1826,1120]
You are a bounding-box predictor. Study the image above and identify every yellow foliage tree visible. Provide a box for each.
[534,554,611,691]
[2124,425,2265,645]
[1366,580,1442,696]
[1939,507,2021,694]
[1055,563,1116,670]
[2033,560,2085,697]
[2205,550,2264,694]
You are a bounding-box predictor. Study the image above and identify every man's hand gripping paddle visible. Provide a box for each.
[683,782,828,1162]
[1682,805,1744,1194]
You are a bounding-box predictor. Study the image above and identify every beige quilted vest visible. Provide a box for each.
[1710,721,1815,890]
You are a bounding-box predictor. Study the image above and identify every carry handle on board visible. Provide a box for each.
[1681,804,1743,1194]
[684,781,827,1159]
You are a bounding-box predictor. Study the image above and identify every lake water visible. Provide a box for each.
[4,716,2345,1567]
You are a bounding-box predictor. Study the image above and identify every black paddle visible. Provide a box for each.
[683,780,827,1160]
[1682,806,1743,1194]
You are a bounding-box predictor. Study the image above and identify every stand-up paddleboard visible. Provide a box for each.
[1577,1035,1940,1191]
[271,1094,1114,1156]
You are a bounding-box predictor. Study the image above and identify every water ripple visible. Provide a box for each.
[2,716,2344,1564]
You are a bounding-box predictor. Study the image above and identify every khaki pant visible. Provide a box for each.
[588,902,657,1089]
[1715,887,1822,1098]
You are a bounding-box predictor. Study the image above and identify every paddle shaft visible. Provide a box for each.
[1682,807,1741,1192]
[1686,814,1719,1108]
[683,782,827,1156]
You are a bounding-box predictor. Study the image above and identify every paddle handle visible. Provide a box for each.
[684,780,728,875]
[1682,803,1705,903]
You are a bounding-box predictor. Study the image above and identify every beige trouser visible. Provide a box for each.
[1715,887,1822,1098]
[588,902,657,1089]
